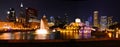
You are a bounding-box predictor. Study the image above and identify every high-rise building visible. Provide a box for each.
[50,16,55,23]
[100,16,107,31]
[18,2,26,23]
[85,21,90,26]
[54,16,61,26]
[7,8,16,22]
[107,16,113,28]
[17,2,29,28]
[19,2,24,18]
[88,16,92,26]
[64,13,69,24]
[26,7,38,22]
[93,11,99,27]
[26,7,38,19]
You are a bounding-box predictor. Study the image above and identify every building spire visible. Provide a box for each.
[20,2,23,8]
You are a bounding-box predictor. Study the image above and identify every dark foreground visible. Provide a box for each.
[0,38,120,47]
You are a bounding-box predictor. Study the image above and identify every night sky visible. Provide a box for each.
[0,0,120,22]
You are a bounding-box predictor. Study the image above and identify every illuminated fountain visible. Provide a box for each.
[35,16,49,39]
[35,19,48,34]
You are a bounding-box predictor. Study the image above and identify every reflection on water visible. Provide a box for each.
[108,33,112,38]
[35,34,49,40]
[60,32,91,39]
[0,30,119,40]
[0,31,35,40]
[107,31,120,38]
[0,33,11,39]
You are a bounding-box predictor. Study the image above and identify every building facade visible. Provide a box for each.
[7,8,16,22]
[93,11,99,27]
[100,16,107,31]
[107,16,113,28]
[26,7,38,22]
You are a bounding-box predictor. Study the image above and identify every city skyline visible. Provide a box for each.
[0,0,120,23]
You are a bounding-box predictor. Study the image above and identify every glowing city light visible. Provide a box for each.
[52,29,56,32]
[7,11,10,14]
[75,18,81,23]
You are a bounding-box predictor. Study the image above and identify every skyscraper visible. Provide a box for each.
[50,16,55,23]
[18,2,26,23]
[93,11,99,27]
[17,2,29,28]
[7,8,16,22]
[85,21,90,26]
[107,16,113,28]
[64,13,69,24]
[26,7,38,22]
[19,2,24,18]
[54,16,61,26]
[88,16,92,26]
[100,16,107,31]
[26,7,38,19]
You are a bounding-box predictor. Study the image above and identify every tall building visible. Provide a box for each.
[64,13,69,24]
[26,7,38,22]
[50,16,55,23]
[85,21,90,26]
[54,16,61,26]
[93,11,99,27]
[7,8,16,22]
[18,2,26,23]
[26,7,38,19]
[17,2,29,28]
[88,16,92,26]
[100,16,107,31]
[107,16,113,28]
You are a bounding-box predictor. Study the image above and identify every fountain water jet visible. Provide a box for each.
[35,17,49,39]
[35,19,48,34]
